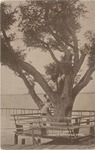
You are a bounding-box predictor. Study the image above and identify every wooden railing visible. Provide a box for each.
[72,110,95,116]
[0,108,40,116]
[0,108,95,116]
[12,111,95,144]
[1,108,95,144]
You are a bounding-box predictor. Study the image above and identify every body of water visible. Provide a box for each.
[1,92,95,110]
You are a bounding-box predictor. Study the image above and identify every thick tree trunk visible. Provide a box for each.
[53,74,74,122]
[53,96,73,122]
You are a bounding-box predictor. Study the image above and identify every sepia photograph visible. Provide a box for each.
[1,0,95,149]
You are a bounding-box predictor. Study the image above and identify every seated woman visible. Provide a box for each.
[41,95,52,116]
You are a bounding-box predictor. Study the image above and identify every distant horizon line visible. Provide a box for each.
[1,92,95,95]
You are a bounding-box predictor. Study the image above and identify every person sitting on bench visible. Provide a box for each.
[41,94,52,116]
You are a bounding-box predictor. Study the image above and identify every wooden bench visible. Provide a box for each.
[12,113,95,145]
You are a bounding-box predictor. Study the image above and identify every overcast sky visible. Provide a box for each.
[1,0,95,94]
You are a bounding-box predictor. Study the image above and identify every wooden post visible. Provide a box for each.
[22,139,25,145]
[16,124,23,132]
[41,123,47,136]
[9,109,10,115]
[94,112,95,125]
[32,128,35,145]
[75,118,78,124]
[81,112,82,117]
[13,109,14,115]
[38,138,41,144]
[16,109,17,114]
[6,108,7,116]
[90,112,92,124]
[90,126,94,135]
[86,119,90,125]
[14,134,18,144]
[74,118,79,136]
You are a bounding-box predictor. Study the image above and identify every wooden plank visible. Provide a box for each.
[13,121,40,125]
[11,112,41,116]
[15,131,94,140]
[73,110,95,112]
[14,127,95,143]
[21,124,94,131]
[12,110,95,143]
[12,114,95,120]
[13,117,41,121]
[12,114,95,126]
[21,126,69,130]
[49,121,72,126]
[13,115,41,118]
[65,115,95,120]
[14,134,18,144]
[39,125,94,129]
[74,119,95,125]
[14,121,95,131]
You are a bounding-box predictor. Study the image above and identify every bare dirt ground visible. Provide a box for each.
[1,132,95,149]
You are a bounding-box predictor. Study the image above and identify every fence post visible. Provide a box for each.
[86,119,90,125]
[32,128,35,145]
[81,111,82,117]
[90,126,94,135]
[22,139,25,145]
[14,134,18,144]
[38,138,41,144]
[31,109,33,114]
[74,118,79,136]
[16,109,17,115]
[6,108,7,116]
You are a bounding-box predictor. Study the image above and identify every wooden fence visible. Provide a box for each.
[1,108,95,144]
[0,108,40,116]
[12,111,95,144]
[0,108,95,116]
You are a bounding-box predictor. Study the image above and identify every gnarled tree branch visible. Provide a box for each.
[43,5,74,51]
[67,27,79,68]
[48,27,74,50]
[18,69,44,109]
[73,52,86,79]
[72,33,79,64]
[2,29,57,104]
[72,67,95,99]
[36,38,61,65]
[20,61,57,104]
[64,26,80,70]
[32,36,65,73]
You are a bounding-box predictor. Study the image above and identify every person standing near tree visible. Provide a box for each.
[41,94,53,116]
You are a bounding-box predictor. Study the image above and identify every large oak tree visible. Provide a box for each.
[1,1,95,121]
